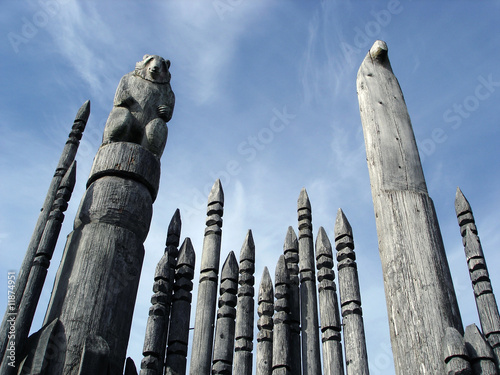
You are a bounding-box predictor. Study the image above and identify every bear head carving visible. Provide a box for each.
[134,54,171,84]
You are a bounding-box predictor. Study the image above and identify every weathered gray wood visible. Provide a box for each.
[283,226,301,375]
[212,251,239,374]
[140,251,172,375]
[456,188,500,371]
[0,101,89,362]
[443,326,473,375]
[190,179,224,375]
[464,324,498,375]
[357,40,463,375]
[297,188,321,375]
[77,334,110,375]
[165,238,196,375]
[234,230,256,375]
[273,255,291,375]
[334,209,369,375]
[43,142,160,375]
[257,267,274,375]
[316,226,344,375]
[5,161,76,372]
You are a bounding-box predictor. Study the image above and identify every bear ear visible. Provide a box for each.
[165,59,171,69]
[143,54,151,61]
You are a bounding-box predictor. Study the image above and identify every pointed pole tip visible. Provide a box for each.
[75,100,91,123]
[208,178,224,204]
[297,188,311,209]
[369,40,388,60]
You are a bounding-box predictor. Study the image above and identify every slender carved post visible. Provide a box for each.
[456,188,500,370]
[0,101,89,361]
[4,162,76,371]
[190,179,224,375]
[273,255,291,375]
[297,188,321,375]
[212,251,239,374]
[140,251,172,375]
[316,226,344,375]
[464,324,498,374]
[256,267,274,375]
[166,209,182,288]
[443,327,473,375]
[357,40,462,374]
[283,227,301,375]
[234,231,256,375]
[334,209,369,375]
[165,238,196,375]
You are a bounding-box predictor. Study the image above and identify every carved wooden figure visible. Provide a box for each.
[190,179,224,375]
[334,209,369,375]
[357,40,462,374]
[456,188,500,370]
[165,238,195,375]
[212,251,239,374]
[0,101,89,362]
[297,188,321,375]
[316,226,344,375]
[256,267,274,375]
[273,255,291,375]
[234,231,256,375]
[283,226,301,375]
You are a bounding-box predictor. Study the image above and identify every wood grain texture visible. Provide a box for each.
[316,226,344,375]
[256,267,274,375]
[357,40,462,374]
[189,179,224,375]
[297,189,321,375]
[464,324,498,375]
[273,256,291,375]
[334,209,369,375]
[443,327,473,375]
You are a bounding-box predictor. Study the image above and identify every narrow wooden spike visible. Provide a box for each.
[464,324,498,374]
[212,251,239,374]
[8,162,76,366]
[272,255,291,375]
[234,231,256,375]
[140,249,172,375]
[165,238,196,375]
[357,39,463,374]
[455,189,500,370]
[443,327,473,375]
[283,226,301,375]
[334,209,369,375]
[125,357,138,375]
[0,101,89,361]
[297,189,322,375]
[190,179,224,375]
[315,226,344,375]
[257,267,274,375]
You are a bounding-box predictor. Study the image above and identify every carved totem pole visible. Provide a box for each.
[12,54,175,375]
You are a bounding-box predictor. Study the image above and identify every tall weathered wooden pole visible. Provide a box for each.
[273,255,291,375]
[283,226,301,375]
[316,226,344,375]
[190,179,224,375]
[165,237,195,375]
[234,230,256,375]
[3,161,76,372]
[297,188,321,375]
[256,267,274,375]
[455,188,500,370]
[212,251,239,374]
[0,101,89,361]
[334,209,369,375]
[357,40,463,374]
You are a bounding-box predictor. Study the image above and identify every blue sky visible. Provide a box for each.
[1,1,499,374]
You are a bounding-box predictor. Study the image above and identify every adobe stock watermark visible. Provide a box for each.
[369,341,393,375]
[6,271,17,368]
[7,0,69,54]
[183,106,296,221]
[341,0,404,67]
[418,74,500,163]
[212,0,245,21]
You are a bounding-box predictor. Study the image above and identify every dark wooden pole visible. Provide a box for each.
[443,327,473,375]
[464,324,498,374]
[273,255,291,375]
[256,267,274,375]
[357,40,463,374]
